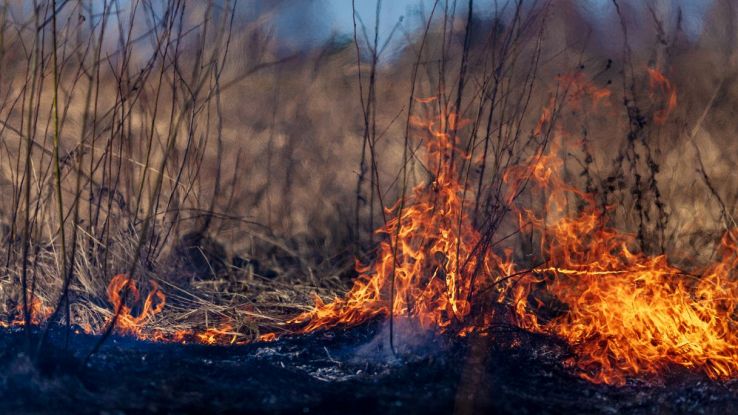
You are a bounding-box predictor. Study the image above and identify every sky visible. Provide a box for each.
[278,0,716,56]
[41,0,716,60]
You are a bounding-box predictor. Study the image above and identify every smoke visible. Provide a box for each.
[353,318,450,363]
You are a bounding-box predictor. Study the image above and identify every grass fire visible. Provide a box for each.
[1,0,738,413]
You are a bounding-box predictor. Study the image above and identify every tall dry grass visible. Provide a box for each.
[0,0,735,344]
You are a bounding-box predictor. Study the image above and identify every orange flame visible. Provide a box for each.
[5,274,248,346]
[499,71,738,385]
[105,274,242,345]
[289,108,515,335]
[509,143,738,385]
[196,324,238,345]
[291,69,738,386]
[647,68,677,125]
[107,274,166,339]
[10,68,738,388]
[0,296,53,328]
[533,73,611,136]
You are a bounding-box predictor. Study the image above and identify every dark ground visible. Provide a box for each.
[0,322,737,414]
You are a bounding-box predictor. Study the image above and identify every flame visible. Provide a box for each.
[105,274,242,345]
[533,98,554,136]
[289,110,514,335]
[533,73,611,136]
[6,66,738,387]
[501,71,738,385]
[196,324,238,345]
[557,72,612,110]
[0,296,53,328]
[258,332,278,342]
[506,141,738,385]
[287,80,608,339]
[647,68,677,125]
[291,68,738,386]
[4,274,246,345]
[106,274,167,339]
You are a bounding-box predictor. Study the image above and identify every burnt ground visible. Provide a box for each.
[0,323,737,414]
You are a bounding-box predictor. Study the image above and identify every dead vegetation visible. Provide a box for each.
[0,0,736,348]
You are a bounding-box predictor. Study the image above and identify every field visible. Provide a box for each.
[3,0,738,412]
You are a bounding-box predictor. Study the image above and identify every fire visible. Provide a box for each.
[5,66,738,387]
[509,144,738,385]
[105,274,241,345]
[4,275,244,345]
[196,324,238,345]
[0,296,53,328]
[287,77,612,337]
[499,70,738,384]
[106,274,166,339]
[647,67,677,125]
[291,68,738,386]
[533,73,611,136]
[288,109,511,335]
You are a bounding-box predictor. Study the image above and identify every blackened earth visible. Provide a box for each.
[0,323,737,414]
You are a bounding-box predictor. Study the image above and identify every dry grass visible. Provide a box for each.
[0,0,736,343]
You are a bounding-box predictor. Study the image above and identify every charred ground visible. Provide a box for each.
[1,324,737,414]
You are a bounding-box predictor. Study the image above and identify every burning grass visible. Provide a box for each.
[13,66,738,388]
[279,69,738,386]
[6,62,738,388]
[3,2,738,406]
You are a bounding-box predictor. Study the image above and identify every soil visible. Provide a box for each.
[0,323,737,414]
